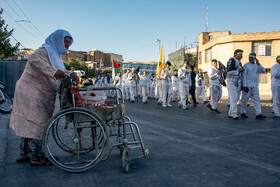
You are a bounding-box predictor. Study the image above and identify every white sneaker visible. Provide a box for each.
[275,113,280,117]
[183,106,188,110]
[232,114,239,119]
[167,104,172,107]
[162,104,167,108]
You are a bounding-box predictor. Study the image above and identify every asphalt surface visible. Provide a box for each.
[0,96,279,187]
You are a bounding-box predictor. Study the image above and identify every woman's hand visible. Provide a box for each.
[54,70,66,80]
[70,72,79,83]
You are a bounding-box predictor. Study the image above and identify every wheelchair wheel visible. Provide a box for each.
[0,91,13,114]
[122,148,130,173]
[43,107,107,173]
[52,113,107,155]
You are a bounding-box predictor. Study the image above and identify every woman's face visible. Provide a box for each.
[64,36,71,49]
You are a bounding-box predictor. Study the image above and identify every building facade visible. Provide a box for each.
[198,31,280,96]
[168,48,185,70]
[122,61,157,74]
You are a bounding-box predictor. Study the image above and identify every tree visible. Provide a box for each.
[64,58,96,78]
[0,8,20,59]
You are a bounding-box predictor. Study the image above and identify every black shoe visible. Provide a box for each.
[131,100,135,103]
[241,113,248,118]
[256,114,266,119]
[204,101,209,104]
[193,103,197,107]
[212,109,220,114]
[227,104,230,107]
[207,103,213,111]
[143,101,147,104]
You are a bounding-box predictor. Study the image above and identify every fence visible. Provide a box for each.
[0,60,27,98]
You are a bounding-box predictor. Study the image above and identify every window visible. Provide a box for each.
[206,49,212,62]
[252,41,272,56]
[209,35,213,41]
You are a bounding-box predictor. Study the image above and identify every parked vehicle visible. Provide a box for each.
[0,81,13,114]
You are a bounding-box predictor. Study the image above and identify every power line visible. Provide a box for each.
[3,0,44,40]
[11,0,45,37]
[11,35,26,48]
[1,6,44,41]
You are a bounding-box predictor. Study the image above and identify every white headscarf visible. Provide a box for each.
[42,29,73,71]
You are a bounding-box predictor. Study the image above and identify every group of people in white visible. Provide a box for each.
[79,49,280,119]
[208,49,280,119]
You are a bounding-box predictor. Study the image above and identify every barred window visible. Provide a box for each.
[206,49,212,62]
[252,41,272,56]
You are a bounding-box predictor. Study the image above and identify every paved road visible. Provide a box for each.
[0,97,279,186]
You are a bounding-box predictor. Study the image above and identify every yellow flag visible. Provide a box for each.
[156,46,165,77]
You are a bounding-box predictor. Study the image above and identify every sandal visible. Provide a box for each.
[16,154,30,162]
[30,158,52,166]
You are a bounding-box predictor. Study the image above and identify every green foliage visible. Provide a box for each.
[0,8,20,59]
[64,58,96,78]
[185,53,198,71]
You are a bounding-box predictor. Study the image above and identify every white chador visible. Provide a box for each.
[227,57,242,117]
[271,60,280,117]
[178,65,191,109]
[241,60,265,116]
[195,72,206,103]
[160,67,172,107]
[138,72,151,103]
[128,70,137,102]
[208,65,222,110]
[172,75,180,102]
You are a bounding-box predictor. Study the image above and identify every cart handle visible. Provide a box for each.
[72,86,124,104]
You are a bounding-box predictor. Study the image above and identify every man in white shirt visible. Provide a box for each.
[240,53,266,119]
[128,68,137,103]
[172,69,180,102]
[271,55,280,117]
[196,69,207,104]
[178,61,191,110]
[160,61,173,107]
[226,49,244,119]
[207,59,222,113]
[123,69,131,101]
[114,72,122,99]
[138,71,151,103]
[155,75,161,104]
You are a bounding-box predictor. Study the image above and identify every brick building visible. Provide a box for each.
[19,49,123,72]
[198,31,280,96]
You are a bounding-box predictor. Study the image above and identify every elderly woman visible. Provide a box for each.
[10,29,79,166]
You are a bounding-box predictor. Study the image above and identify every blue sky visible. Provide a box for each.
[1,0,279,62]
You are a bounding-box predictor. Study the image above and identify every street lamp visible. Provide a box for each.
[154,38,161,54]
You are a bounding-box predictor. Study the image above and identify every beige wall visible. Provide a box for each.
[212,43,234,64]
